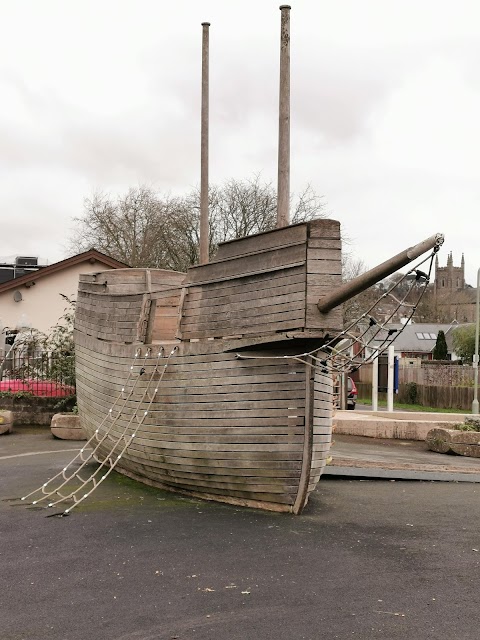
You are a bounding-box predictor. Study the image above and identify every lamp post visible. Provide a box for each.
[472,267,480,415]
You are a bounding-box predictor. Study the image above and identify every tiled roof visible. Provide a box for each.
[371,323,464,353]
[0,249,129,294]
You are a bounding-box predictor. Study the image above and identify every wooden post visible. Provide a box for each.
[340,372,347,410]
[200,22,210,264]
[277,5,291,228]
[372,351,379,412]
[387,344,394,412]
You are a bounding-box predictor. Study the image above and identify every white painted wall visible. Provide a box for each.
[0,260,117,336]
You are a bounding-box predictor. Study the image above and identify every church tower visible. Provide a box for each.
[434,252,465,296]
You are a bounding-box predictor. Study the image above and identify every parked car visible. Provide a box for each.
[0,379,75,397]
[347,377,358,410]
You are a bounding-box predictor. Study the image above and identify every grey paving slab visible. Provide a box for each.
[329,434,480,481]
[326,466,480,482]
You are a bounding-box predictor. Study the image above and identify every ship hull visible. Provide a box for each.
[75,331,333,513]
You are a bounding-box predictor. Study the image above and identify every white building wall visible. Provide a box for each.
[0,261,116,336]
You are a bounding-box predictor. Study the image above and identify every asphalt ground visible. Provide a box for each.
[2,428,480,640]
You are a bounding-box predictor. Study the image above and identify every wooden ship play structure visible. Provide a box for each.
[19,7,444,515]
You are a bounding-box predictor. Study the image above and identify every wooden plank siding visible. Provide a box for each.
[78,268,185,295]
[75,331,334,512]
[74,290,147,343]
[75,333,312,509]
[212,223,308,262]
[307,366,334,494]
[306,219,343,331]
[179,219,343,340]
[77,274,185,344]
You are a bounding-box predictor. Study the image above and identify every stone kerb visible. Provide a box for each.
[51,413,87,441]
[334,411,467,441]
[0,410,14,435]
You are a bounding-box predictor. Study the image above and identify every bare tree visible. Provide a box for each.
[69,186,178,268]
[69,177,325,272]
[342,252,367,283]
[341,259,414,327]
[411,287,443,322]
[341,253,379,326]
[192,176,324,246]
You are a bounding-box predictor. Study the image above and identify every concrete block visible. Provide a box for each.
[425,428,457,453]
[426,427,480,458]
[334,413,458,441]
[51,413,87,441]
[0,410,14,435]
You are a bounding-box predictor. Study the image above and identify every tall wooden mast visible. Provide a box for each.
[277,5,291,228]
[200,22,210,264]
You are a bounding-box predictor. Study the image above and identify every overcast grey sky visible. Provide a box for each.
[1,0,479,283]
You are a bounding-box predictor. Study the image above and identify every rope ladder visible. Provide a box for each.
[19,345,177,516]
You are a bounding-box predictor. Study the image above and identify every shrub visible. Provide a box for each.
[464,417,480,430]
[433,330,448,360]
[52,394,77,413]
[405,382,418,404]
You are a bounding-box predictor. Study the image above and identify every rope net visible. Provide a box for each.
[19,345,177,516]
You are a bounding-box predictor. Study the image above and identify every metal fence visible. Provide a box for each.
[0,350,76,397]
